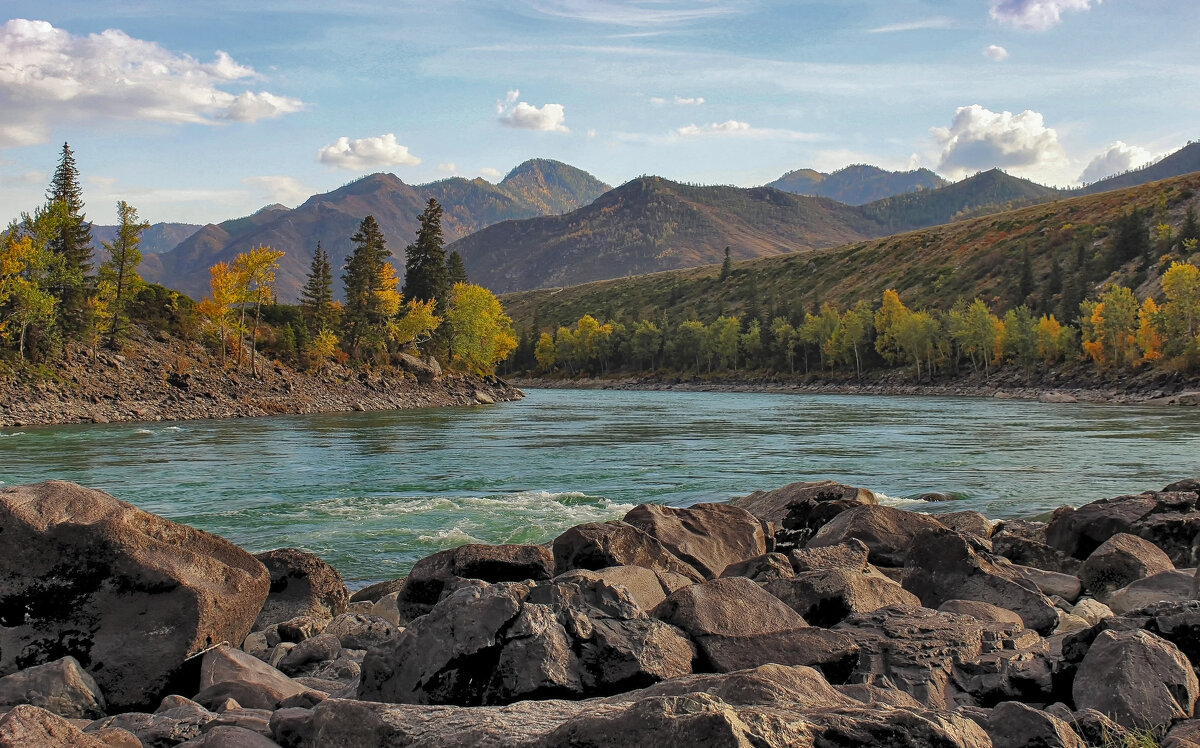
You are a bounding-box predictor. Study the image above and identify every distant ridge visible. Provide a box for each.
[767,164,946,205]
[1079,141,1200,194]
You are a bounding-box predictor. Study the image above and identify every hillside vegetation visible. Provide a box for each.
[767,164,946,205]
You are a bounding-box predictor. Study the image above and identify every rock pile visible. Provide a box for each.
[3,477,1200,747]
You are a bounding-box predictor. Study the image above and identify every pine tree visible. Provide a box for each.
[445,250,468,286]
[1181,205,1200,246]
[403,198,449,310]
[342,215,392,357]
[98,201,148,350]
[45,142,93,333]
[300,242,334,332]
[719,246,732,281]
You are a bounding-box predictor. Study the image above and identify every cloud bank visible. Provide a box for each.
[1078,141,1153,184]
[989,0,1099,31]
[933,104,1068,181]
[318,134,421,170]
[497,90,569,132]
[0,19,304,148]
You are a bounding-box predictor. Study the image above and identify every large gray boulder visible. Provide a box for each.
[552,521,704,582]
[0,656,105,719]
[0,704,111,748]
[985,700,1085,748]
[807,505,947,567]
[622,503,769,579]
[253,548,348,630]
[902,528,1060,634]
[1079,532,1175,601]
[1106,569,1198,615]
[761,568,920,627]
[554,566,692,612]
[1073,629,1199,731]
[1046,486,1200,565]
[0,481,270,712]
[194,644,322,711]
[398,543,555,620]
[729,480,878,550]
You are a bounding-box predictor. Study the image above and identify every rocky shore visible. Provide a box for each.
[512,367,1200,406]
[4,478,1200,746]
[0,329,523,428]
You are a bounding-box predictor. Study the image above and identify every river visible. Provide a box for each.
[1,389,1197,584]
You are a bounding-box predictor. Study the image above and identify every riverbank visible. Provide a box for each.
[3,476,1200,747]
[0,328,523,428]
[512,365,1200,406]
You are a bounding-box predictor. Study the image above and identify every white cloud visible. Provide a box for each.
[674,96,705,105]
[317,133,421,171]
[867,17,954,33]
[479,167,503,179]
[496,89,569,133]
[677,120,751,137]
[0,19,304,148]
[932,104,1069,182]
[523,1,741,27]
[649,97,666,106]
[1078,141,1154,184]
[587,128,598,138]
[984,45,1010,61]
[242,175,308,205]
[989,0,1098,31]
[437,163,459,174]
[87,175,118,187]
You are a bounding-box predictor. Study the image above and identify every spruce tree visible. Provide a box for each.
[1181,205,1200,246]
[404,198,450,310]
[342,216,391,357]
[445,250,468,287]
[46,142,93,332]
[300,242,334,331]
[719,246,732,281]
[98,200,148,349]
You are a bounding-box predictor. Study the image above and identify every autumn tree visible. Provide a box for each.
[45,143,93,331]
[1159,261,1200,363]
[706,315,740,370]
[832,301,872,375]
[232,245,285,375]
[1000,305,1038,370]
[300,242,334,332]
[0,231,57,359]
[672,320,707,371]
[771,317,798,373]
[947,299,1001,375]
[893,309,939,379]
[630,319,662,369]
[97,201,148,349]
[443,282,517,374]
[874,289,908,365]
[534,332,557,372]
[1081,285,1139,369]
[1136,297,1164,364]
[342,216,392,359]
[403,199,449,310]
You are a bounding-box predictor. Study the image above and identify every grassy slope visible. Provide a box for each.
[501,172,1200,331]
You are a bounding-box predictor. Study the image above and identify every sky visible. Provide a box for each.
[0,0,1197,226]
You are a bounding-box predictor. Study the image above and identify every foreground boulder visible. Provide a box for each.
[0,481,271,712]
[761,568,920,627]
[253,548,349,630]
[807,505,947,567]
[360,577,694,706]
[622,503,769,579]
[985,700,1085,748]
[729,480,878,550]
[552,521,704,582]
[1078,532,1174,601]
[194,644,323,711]
[398,543,556,621]
[0,704,111,748]
[0,656,105,719]
[902,528,1060,634]
[1073,628,1199,731]
[1106,569,1198,615]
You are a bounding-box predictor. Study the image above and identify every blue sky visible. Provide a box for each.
[1,0,1197,225]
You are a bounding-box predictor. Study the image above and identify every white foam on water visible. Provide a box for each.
[163,426,183,431]
[0,432,25,438]
[134,428,155,435]
[873,491,931,508]
[417,526,481,544]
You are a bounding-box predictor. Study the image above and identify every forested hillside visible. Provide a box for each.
[767,164,946,205]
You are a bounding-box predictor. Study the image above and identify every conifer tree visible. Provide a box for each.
[445,250,468,287]
[403,198,449,309]
[300,242,334,331]
[45,142,93,332]
[719,246,732,281]
[342,215,392,357]
[98,201,148,350]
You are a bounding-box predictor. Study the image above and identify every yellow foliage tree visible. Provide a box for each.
[232,245,285,376]
[1136,297,1164,363]
[444,282,517,375]
[389,298,441,349]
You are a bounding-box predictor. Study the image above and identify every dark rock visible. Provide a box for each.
[789,538,871,573]
[276,633,342,677]
[88,708,212,747]
[623,663,854,708]
[937,600,1025,628]
[917,491,958,502]
[985,700,1085,748]
[0,704,110,748]
[1079,532,1175,601]
[719,552,794,582]
[275,616,326,644]
[554,566,692,612]
[322,613,400,651]
[836,683,924,708]
[622,503,770,579]
[938,511,995,539]
[0,481,270,712]
[347,578,405,604]
[902,528,1060,634]
[808,504,947,567]
[761,568,920,627]
[1073,628,1199,731]
[194,645,321,711]
[991,532,1081,576]
[268,707,313,747]
[652,577,806,639]
[197,707,273,737]
[1063,708,1130,748]
[0,656,105,719]
[253,548,348,630]
[1009,564,1082,603]
[729,480,878,550]
[1046,489,1200,565]
[177,724,280,747]
[552,521,703,582]
[398,543,554,621]
[1107,569,1197,614]
[1166,720,1200,748]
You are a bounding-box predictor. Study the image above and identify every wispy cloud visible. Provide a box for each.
[0,19,304,149]
[242,175,309,205]
[496,90,569,133]
[867,17,954,33]
[984,45,1010,61]
[317,134,421,170]
[674,120,821,141]
[989,0,1099,31]
[521,0,743,27]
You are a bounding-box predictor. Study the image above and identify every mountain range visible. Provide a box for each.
[88,140,1200,301]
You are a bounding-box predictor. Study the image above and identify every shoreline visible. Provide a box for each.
[511,373,1200,406]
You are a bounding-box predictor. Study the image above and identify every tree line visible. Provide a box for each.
[1,145,516,378]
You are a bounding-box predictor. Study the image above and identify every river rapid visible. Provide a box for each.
[2,389,1197,585]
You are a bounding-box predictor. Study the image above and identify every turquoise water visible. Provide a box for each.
[1,389,1197,585]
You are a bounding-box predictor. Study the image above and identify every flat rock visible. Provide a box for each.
[937,600,1025,628]
[761,568,920,627]
[789,539,871,573]
[1106,569,1198,615]
[0,481,270,712]
[347,578,405,604]
[808,505,947,567]
[622,503,769,579]
[194,644,319,711]
[0,656,105,720]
